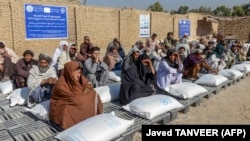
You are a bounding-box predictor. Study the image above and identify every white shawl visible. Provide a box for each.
[27,65,58,89]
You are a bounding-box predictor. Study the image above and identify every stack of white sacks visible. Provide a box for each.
[0,62,249,141]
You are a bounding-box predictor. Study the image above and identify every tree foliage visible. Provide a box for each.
[242,3,250,16]
[147,2,164,12]
[147,2,250,17]
[232,6,245,16]
[189,6,212,14]
[178,6,189,14]
[213,6,232,17]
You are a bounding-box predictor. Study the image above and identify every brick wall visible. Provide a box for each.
[218,17,250,42]
[119,8,151,54]
[75,5,119,56]
[0,0,218,59]
[9,0,77,58]
[151,11,174,42]
[0,2,13,50]
[172,14,189,40]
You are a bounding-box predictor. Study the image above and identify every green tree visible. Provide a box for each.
[213,6,232,17]
[178,6,189,14]
[170,10,178,14]
[242,3,250,16]
[147,2,164,12]
[190,6,212,14]
[232,6,245,16]
[200,6,212,14]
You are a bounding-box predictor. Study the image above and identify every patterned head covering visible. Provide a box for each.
[39,54,52,64]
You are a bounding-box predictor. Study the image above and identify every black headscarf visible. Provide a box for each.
[162,49,178,68]
[119,54,155,105]
[136,54,151,82]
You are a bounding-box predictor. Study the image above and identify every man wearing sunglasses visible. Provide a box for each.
[58,43,85,76]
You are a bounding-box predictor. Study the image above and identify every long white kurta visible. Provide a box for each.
[156,61,183,90]
[206,54,226,71]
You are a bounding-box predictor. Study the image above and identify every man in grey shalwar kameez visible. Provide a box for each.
[84,46,109,88]
[27,54,58,107]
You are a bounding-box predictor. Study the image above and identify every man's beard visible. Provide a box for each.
[38,66,49,73]
[69,52,75,58]
[24,59,32,65]
[133,58,138,62]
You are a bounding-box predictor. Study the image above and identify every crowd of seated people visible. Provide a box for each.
[0,31,249,130]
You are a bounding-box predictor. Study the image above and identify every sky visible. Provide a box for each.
[82,0,250,11]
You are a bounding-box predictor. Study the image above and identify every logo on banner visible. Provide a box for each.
[26,5,33,12]
[60,8,66,14]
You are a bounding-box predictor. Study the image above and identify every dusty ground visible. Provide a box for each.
[133,75,250,140]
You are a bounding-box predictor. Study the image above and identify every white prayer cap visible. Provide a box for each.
[209,38,217,43]
[195,48,203,54]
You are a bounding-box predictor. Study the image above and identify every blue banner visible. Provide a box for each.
[179,19,190,38]
[24,4,68,39]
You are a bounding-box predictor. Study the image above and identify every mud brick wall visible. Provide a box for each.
[0,2,13,51]
[218,17,250,42]
[151,12,174,42]
[75,5,119,56]
[0,0,218,59]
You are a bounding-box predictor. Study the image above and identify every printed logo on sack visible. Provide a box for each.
[159,98,171,105]
[26,5,33,12]
[67,130,87,141]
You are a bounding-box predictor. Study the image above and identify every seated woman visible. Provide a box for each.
[103,45,123,71]
[50,61,103,129]
[156,49,183,90]
[119,54,156,105]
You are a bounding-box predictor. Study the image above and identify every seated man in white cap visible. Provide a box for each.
[176,38,190,58]
[203,38,226,71]
[182,33,189,43]
[183,49,218,80]
[27,54,58,107]
[149,43,166,70]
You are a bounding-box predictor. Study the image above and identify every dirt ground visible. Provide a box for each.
[133,75,250,141]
